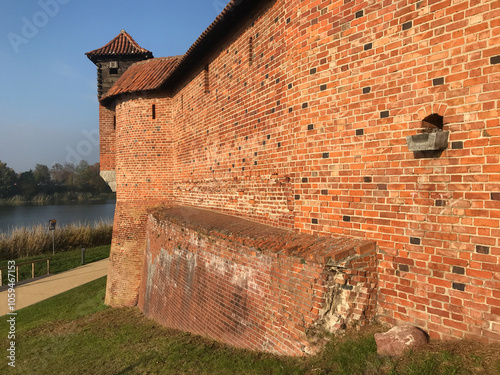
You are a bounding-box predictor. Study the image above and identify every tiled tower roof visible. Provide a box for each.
[97,0,259,104]
[86,30,153,63]
[101,56,182,104]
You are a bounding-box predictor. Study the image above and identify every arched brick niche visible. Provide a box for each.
[407,113,449,152]
[422,113,444,133]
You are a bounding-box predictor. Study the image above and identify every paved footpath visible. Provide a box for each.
[0,258,109,316]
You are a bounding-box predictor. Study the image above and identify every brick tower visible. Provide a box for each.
[86,31,155,307]
[86,30,153,191]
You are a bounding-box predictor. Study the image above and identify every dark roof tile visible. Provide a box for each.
[101,57,181,103]
[99,0,260,105]
[163,0,255,87]
[86,30,153,62]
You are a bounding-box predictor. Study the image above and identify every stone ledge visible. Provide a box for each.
[149,205,376,265]
[100,170,116,192]
[406,131,449,151]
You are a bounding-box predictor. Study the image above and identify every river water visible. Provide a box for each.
[0,200,116,234]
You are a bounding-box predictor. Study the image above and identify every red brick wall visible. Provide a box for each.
[99,103,115,172]
[103,0,500,343]
[105,201,148,306]
[137,207,378,356]
[169,1,296,229]
[105,92,175,306]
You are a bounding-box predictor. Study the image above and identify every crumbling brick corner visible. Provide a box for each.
[305,243,379,351]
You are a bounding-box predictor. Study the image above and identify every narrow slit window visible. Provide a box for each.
[152,104,156,120]
[204,64,210,93]
[113,116,116,130]
[249,37,253,65]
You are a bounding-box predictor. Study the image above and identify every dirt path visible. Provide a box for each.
[0,258,108,315]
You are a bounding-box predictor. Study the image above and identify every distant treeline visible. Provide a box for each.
[0,160,114,202]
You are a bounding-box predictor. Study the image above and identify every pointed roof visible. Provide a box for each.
[98,0,263,106]
[100,56,182,104]
[86,30,153,63]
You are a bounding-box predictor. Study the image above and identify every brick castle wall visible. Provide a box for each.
[99,103,115,172]
[105,92,175,306]
[137,207,378,356]
[104,0,500,343]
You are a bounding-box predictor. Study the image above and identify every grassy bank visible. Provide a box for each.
[0,221,112,260]
[0,245,110,285]
[4,277,500,374]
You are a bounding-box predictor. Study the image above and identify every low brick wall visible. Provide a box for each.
[138,206,378,356]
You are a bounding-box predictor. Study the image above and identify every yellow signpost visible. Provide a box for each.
[48,219,56,255]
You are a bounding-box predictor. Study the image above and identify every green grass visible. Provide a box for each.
[2,278,500,374]
[4,277,305,375]
[0,245,110,285]
[10,276,109,332]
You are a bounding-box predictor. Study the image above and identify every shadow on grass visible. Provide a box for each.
[2,276,500,375]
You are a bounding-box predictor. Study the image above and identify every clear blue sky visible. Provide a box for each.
[0,0,228,172]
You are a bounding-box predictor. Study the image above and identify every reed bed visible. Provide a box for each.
[1,192,115,204]
[0,220,112,260]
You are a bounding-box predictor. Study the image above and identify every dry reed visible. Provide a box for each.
[0,220,112,260]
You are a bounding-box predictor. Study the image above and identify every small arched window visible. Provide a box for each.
[249,37,253,66]
[204,65,210,93]
[422,113,443,133]
[406,112,448,152]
